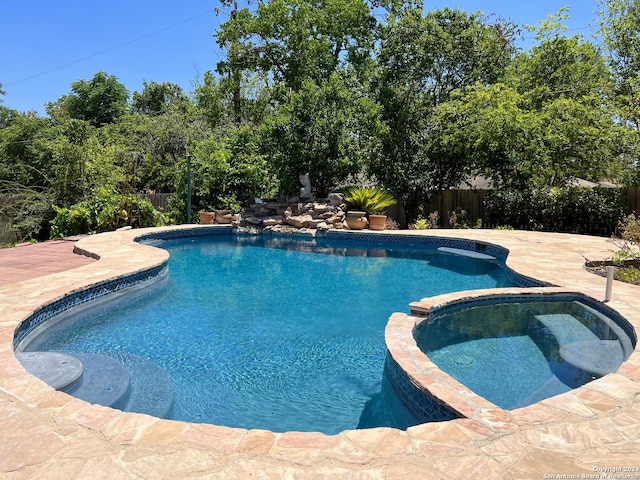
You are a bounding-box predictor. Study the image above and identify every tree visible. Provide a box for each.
[215,0,381,198]
[0,113,53,188]
[428,15,621,189]
[215,0,376,94]
[371,6,518,222]
[426,82,530,188]
[131,81,189,115]
[261,73,385,197]
[195,70,271,129]
[54,72,129,127]
[598,0,640,185]
[170,125,277,221]
[509,15,620,186]
[599,0,640,131]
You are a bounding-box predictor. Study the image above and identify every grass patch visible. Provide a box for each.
[614,267,640,286]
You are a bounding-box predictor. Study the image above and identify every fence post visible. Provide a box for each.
[186,155,192,224]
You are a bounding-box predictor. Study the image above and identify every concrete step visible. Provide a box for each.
[436,246,497,261]
[534,313,600,345]
[63,352,131,411]
[18,350,174,419]
[559,340,625,376]
[16,351,84,390]
[511,374,572,409]
[108,352,175,419]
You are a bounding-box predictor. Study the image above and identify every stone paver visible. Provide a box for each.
[0,239,94,286]
[1,225,639,479]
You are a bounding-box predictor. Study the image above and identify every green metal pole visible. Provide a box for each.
[186,155,192,224]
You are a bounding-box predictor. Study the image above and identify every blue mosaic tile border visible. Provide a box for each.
[507,269,551,288]
[384,353,460,422]
[135,225,233,243]
[13,263,168,349]
[411,291,636,346]
[326,230,509,261]
[325,230,548,288]
[414,292,584,317]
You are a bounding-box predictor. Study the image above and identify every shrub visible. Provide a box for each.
[50,188,169,238]
[614,267,640,285]
[484,187,624,235]
[410,212,439,230]
[170,127,278,222]
[611,214,640,262]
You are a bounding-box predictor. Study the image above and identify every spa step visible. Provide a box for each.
[107,352,175,419]
[559,340,625,377]
[511,374,572,409]
[16,351,84,391]
[534,314,600,345]
[63,352,131,411]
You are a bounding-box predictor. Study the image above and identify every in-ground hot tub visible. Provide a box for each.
[385,291,637,422]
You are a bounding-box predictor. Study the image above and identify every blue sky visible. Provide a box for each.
[1,1,600,115]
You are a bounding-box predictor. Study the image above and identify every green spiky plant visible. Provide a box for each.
[343,186,396,214]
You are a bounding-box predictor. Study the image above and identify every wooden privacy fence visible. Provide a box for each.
[623,187,640,216]
[387,187,640,228]
[140,193,172,212]
[386,190,489,228]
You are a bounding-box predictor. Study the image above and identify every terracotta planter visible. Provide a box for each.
[368,214,387,231]
[199,211,214,224]
[345,211,368,230]
[215,209,233,224]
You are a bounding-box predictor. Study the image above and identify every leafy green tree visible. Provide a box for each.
[131,81,189,115]
[371,6,518,222]
[261,73,385,197]
[215,0,376,94]
[429,10,621,190]
[426,82,530,188]
[46,118,96,206]
[598,0,640,185]
[52,72,129,127]
[0,113,53,188]
[195,70,271,129]
[599,0,640,131]
[170,125,277,222]
[98,105,210,194]
[506,16,619,186]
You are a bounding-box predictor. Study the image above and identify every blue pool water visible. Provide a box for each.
[28,234,515,433]
[415,299,634,410]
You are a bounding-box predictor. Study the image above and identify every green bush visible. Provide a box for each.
[484,187,624,235]
[611,214,640,262]
[614,267,640,285]
[170,126,278,223]
[50,189,169,238]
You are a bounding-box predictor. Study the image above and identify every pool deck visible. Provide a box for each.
[1,226,639,478]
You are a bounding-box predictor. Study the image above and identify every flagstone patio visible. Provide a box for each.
[1,226,639,479]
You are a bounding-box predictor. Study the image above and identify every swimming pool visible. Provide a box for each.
[18,233,517,434]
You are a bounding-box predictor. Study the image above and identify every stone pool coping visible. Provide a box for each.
[1,225,640,478]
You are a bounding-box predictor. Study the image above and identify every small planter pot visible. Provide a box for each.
[345,211,368,230]
[199,211,214,224]
[215,209,233,224]
[368,214,387,231]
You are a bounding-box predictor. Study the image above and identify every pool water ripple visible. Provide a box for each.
[27,234,515,434]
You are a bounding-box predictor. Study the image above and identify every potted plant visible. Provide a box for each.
[344,186,396,231]
[199,210,215,224]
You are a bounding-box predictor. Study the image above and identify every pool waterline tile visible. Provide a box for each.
[1,225,640,477]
